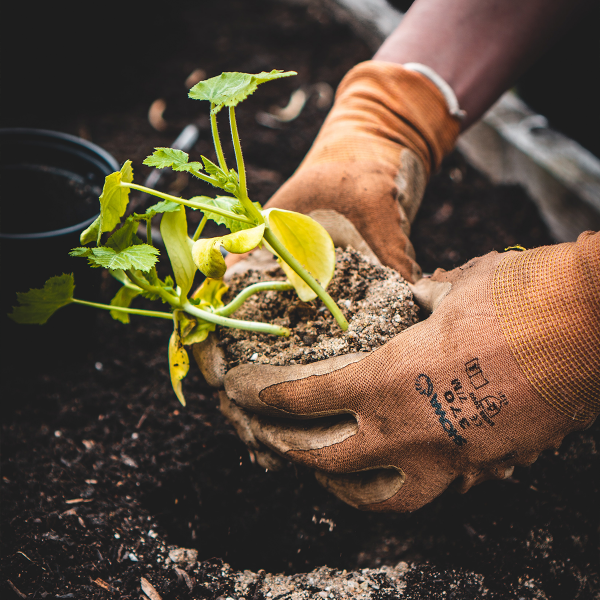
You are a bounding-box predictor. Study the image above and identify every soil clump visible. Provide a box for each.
[219,247,419,368]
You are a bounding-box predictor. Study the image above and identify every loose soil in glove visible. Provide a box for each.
[219,248,419,368]
[2,1,598,599]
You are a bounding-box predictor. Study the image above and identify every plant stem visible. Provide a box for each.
[126,270,180,307]
[263,227,348,330]
[192,214,208,242]
[121,183,253,225]
[72,298,173,319]
[210,106,227,172]
[229,106,263,223]
[229,106,247,199]
[182,301,290,336]
[216,281,293,317]
[146,219,153,246]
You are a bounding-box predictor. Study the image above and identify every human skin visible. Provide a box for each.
[374,0,594,129]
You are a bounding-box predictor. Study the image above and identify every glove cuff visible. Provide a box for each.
[493,231,600,422]
[333,60,461,173]
[403,63,466,121]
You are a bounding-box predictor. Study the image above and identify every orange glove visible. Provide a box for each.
[222,232,600,511]
[230,60,460,282]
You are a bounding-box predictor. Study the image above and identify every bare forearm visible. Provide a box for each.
[374,0,593,129]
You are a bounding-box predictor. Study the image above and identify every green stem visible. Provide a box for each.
[210,107,227,172]
[126,270,180,307]
[121,183,253,225]
[146,219,152,246]
[229,106,263,223]
[72,298,173,320]
[182,301,290,336]
[216,281,293,317]
[229,106,247,199]
[263,227,348,330]
[192,214,208,242]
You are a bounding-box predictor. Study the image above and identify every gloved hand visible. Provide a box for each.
[206,59,461,466]
[228,60,460,283]
[218,232,600,512]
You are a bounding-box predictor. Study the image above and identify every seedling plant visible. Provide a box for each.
[10,70,348,405]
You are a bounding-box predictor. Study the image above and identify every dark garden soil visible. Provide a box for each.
[2,1,599,599]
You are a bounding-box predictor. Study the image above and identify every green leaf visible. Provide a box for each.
[160,206,197,297]
[80,215,101,245]
[87,245,159,272]
[111,269,128,284]
[70,247,92,258]
[144,200,182,218]
[111,269,143,290]
[199,157,239,194]
[106,218,139,252]
[8,274,74,325]
[191,225,265,279]
[109,286,141,324]
[135,272,174,303]
[189,70,297,113]
[263,208,335,302]
[98,161,134,242]
[143,148,203,174]
[195,195,260,233]
[169,318,190,406]
[200,156,223,178]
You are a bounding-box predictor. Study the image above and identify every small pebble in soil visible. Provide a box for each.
[220,248,420,367]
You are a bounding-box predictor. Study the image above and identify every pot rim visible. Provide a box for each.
[0,128,120,240]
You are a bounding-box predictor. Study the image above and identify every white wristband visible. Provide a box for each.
[403,63,466,121]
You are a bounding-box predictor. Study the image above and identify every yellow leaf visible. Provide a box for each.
[191,238,227,279]
[182,321,214,345]
[191,225,265,279]
[221,224,265,253]
[98,161,134,238]
[191,278,229,309]
[178,312,197,339]
[168,323,190,406]
[263,208,335,302]
[160,206,197,297]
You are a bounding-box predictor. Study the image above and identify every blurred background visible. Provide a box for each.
[1,0,598,155]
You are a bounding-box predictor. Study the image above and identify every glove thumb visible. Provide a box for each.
[408,275,451,313]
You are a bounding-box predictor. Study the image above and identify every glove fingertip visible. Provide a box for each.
[315,468,405,510]
[193,333,227,388]
[255,450,286,471]
[409,278,452,314]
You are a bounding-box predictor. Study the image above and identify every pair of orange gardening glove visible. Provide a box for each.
[197,61,600,512]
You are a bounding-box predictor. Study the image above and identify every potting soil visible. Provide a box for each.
[219,247,418,368]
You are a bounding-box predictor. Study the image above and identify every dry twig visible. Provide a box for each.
[141,577,163,600]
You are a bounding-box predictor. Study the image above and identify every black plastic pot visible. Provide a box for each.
[0,129,120,382]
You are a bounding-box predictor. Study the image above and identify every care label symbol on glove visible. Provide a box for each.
[465,358,489,389]
[480,393,509,418]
